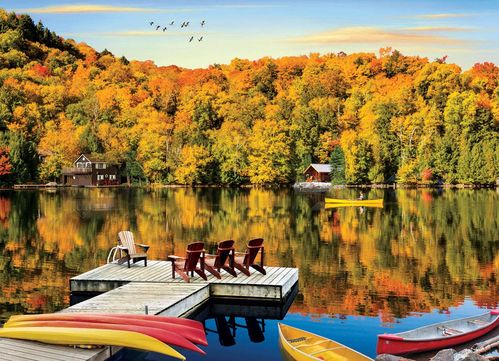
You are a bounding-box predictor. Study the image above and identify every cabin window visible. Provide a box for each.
[105,174,109,178]
[109,175,116,180]
[76,160,91,168]
[97,175,104,180]
[96,163,107,169]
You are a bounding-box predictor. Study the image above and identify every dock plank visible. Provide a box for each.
[270,268,293,285]
[0,343,78,361]
[0,340,92,359]
[0,339,101,361]
[65,282,209,316]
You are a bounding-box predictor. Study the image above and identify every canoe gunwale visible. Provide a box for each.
[278,323,323,361]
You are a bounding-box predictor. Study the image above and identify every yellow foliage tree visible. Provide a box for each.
[38,116,80,181]
[247,119,292,184]
[174,144,211,185]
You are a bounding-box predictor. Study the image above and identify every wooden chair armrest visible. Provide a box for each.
[167,255,185,261]
[136,244,150,252]
[247,245,263,250]
[117,245,128,250]
[234,251,247,255]
[204,253,217,258]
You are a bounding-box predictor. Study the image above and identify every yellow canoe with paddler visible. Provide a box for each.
[324,198,384,208]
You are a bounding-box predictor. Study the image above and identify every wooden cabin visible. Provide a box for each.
[303,164,331,182]
[61,154,120,186]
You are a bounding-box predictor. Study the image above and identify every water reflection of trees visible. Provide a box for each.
[0,188,497,322]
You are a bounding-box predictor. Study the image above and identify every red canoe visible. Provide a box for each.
[8,313,204,332]
[377,309,499,355]
[6,320,205,354]
[6,314,207,346]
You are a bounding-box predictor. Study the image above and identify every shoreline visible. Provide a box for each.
[2,183,497,191]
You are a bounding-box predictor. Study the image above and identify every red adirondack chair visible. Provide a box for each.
[234,238,266,276]
[168,242,208,283]
[204,240,237,279]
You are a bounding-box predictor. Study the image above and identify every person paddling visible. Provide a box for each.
[358,191,364,200]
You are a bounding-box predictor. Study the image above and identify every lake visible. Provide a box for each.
[0,187,497,360]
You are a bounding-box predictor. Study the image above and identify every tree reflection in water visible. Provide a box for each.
[0,188,497,324]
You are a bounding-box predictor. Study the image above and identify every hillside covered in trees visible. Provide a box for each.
[0,9,497,185]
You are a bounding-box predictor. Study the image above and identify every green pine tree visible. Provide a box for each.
[330,145,346,185]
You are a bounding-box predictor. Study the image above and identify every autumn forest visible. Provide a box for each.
[0,9,498,186]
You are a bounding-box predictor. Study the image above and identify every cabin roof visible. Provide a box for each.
[74,154,111,164]
[304,164,331,174]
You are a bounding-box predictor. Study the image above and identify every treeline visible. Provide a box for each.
[0,9,497,185]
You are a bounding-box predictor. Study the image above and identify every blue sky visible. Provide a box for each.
[3,0,498,69]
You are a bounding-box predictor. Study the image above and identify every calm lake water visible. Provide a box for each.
[0,187,497,360]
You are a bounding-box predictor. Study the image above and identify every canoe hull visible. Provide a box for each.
[325,203,383,209]
[377,310,499,355]
[8,313,204,331]
[5,320,205,354]
[325,198,383,207]
[0,327,185,360]
[278,323,372,361]
[5,314,207,346]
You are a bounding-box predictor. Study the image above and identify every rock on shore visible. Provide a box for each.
[376,349,489,361]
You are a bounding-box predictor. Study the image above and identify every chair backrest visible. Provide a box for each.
[215,240,235,268]
[118,231,136,254]
[245,238,264,264]
[184,242,205,271]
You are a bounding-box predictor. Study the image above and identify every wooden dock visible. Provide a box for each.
[1,261,298,360]
[70,261,298,300]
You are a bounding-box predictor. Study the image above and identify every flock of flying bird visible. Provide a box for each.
[149,20,206,42]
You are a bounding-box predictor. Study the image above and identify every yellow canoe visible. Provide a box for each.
[0,327,185,360]
[324,198,383,207]
[278,323,372,361]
